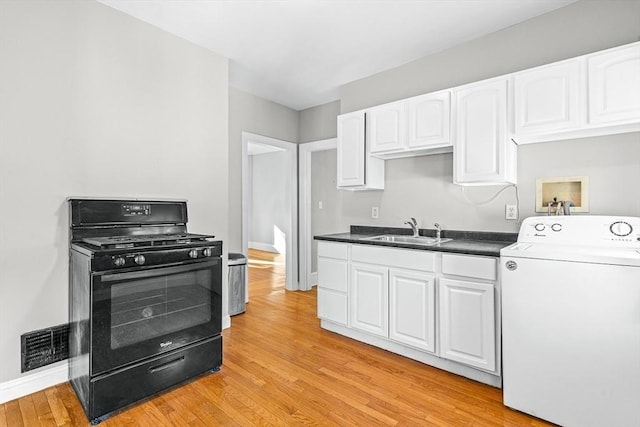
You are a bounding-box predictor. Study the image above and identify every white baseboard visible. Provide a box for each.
[0,362,68,404]
[248,241,279,253]
[310,272,318,287]
[222,315,231,330]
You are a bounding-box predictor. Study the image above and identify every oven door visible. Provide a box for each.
[91,259,221,376]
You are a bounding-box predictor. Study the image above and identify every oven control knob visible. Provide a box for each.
[114,257,126,267]
[551,223,562,232]
[202,248,212,257]
[134,255,146,265]
[189,249,199,259]
[534,223,546,231]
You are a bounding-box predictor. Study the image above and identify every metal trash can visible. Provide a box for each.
[228,252,247,316]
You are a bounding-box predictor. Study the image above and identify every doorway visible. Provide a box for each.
[241,132,298,293]
[298,138,338,291]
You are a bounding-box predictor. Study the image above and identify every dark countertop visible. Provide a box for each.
[314,225,517,257]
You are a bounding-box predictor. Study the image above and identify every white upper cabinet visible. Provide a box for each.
[407,91,452,149]
[588,43,640,125]
[337,111,365,187]
[454,77,517,185]
[336,41,639,187]
[337,111,384,190]
[513,59,584,136]
[368,101,406,154]
[367,92,452,159]
[512,41,640,144]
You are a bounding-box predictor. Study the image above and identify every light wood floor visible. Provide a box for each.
[0,249,552,426]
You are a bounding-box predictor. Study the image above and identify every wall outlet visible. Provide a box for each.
[371,206,379,219]
[505,204,518,220]
[318,201,323,209]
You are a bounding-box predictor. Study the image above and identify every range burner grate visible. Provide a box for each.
[81,233,215,249]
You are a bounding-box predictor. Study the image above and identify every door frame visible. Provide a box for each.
[242,132,298,291]
[298,138,337,291]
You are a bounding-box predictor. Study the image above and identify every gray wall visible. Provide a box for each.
[310,149,342,271]
[250,151,289,248]
[0,0,229,383]
[299,101,341,143]
[340,0,640,113]
[330,0,640,235]
[228,87,298,252]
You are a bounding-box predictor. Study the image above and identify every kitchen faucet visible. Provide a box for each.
[434,223,441,241]
[404,217,419,237]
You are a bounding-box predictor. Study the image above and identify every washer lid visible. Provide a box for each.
[501,242,640,266]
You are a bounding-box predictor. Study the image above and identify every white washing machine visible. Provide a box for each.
[501,215,640,427]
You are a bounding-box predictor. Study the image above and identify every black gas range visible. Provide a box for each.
[68,198,223,424]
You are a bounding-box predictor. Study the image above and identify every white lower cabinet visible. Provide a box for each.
[350,263,389,337]
[389,269,436,353]
[317,242,349,325]
[438,278,495,371]
[317,243,501,385]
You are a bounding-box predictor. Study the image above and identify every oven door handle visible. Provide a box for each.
[99,259,220,282]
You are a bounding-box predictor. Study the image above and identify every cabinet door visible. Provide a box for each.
[514,60,583,135]
[337,111,366,187]
[368,101,406,153]
[588,43,640,125]
[407,91,451,148]
[454,78,515,185]
[350,263,388,337]
[439,278,496,372]
[389,269,435,353]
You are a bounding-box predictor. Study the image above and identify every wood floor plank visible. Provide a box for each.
[3,400,24,427]
[0,404,7,427]
[0,249,553,426]
[30,390,56,427]
[43,387,72,427]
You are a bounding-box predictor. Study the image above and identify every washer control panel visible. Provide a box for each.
[517,216,640,247]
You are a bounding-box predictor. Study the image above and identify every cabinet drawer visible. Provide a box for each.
[442,254,497,281]
[318,288,347,325]
[317,257,348,292]
[352,244,435,272]
[317,242,348,260]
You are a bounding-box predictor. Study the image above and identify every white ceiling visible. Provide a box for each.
[98,0,576,111]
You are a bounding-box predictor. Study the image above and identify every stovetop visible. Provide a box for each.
[81,233,216,250]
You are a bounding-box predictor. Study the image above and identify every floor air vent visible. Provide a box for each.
[21,323,70,372]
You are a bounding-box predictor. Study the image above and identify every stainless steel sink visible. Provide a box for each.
[362,235,451,245]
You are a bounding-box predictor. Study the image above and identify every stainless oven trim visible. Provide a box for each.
[100,259,220,282]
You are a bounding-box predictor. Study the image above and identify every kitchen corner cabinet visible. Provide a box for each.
[454,77,517,185]
[316,242,349,325]
[337,111,385,190]
[588,43,640,125]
